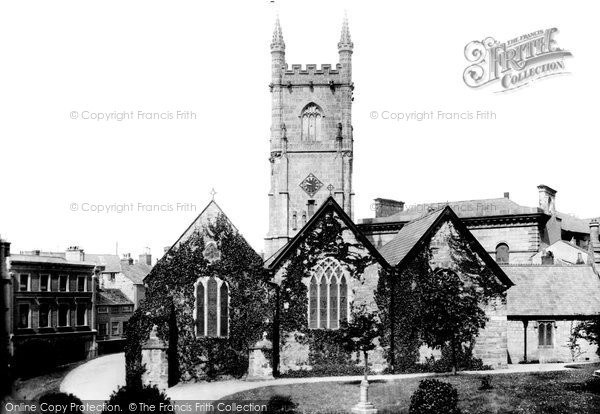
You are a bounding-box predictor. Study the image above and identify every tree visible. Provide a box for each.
[400,224,506,374]
[417,268,486,374]
[576,314,600,357]
[339,304,382,380]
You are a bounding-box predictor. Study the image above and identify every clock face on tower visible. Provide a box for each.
[299,173,323,197]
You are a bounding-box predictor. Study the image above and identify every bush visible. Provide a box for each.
[103,385,172,414]
[478,376,493,390]
[39,393,83,414]
[266,395,297,413]
[409,379,461,414]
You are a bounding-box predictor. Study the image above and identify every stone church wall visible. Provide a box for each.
[472,298,508,368]
[507,319,599,363]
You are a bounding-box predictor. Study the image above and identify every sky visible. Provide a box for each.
[0,0,598,260]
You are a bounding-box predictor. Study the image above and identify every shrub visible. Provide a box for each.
[478,376,493,390]
[39,393,83,414]
[266,395,297,413]
[103,385,172,414]
[409,379,461,414]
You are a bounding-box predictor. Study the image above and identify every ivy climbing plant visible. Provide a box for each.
[125,213,272,385]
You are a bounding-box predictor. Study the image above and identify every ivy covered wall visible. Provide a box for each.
[271,208,388,375]
[125,214,272,385]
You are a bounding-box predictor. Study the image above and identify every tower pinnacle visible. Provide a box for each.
[271,16,285,52]
[338,13,353,52]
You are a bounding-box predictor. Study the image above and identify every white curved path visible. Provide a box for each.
[61,353,579,402]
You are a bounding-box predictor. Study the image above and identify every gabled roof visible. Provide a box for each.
[97,288,134,306]
[85,254,122,273]
[379,206,513,287]
[165,199,238,256]
[504,265,600,317]
[264,196,389,271]
[121,262,152,284]
[557,212,592,234]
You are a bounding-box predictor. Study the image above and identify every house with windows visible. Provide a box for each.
[96,288,135,354]
[87,250,150,309]
[8,246,97,375]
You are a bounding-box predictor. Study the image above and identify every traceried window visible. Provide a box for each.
[194,276,229,338]
[301,104,323,141]
[308,258,349,329]
[495,243,510,264]
[538,321,554,347]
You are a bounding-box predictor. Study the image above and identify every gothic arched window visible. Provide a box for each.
[301,104,323,141]
[495,243,510,264]
[308,258,349,329]
[194,276,229,338]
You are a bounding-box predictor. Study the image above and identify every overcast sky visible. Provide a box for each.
[1,0,598,259]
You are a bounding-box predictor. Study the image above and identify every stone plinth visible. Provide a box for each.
[351,380,378,414]
[141,326,168,391]
[246,333,274,381]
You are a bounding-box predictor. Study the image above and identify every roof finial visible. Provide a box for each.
[210,188,217,200]
[271,15,285,52]
[338,11,353,51]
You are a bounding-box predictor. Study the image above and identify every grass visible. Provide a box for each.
[224,363,600,413]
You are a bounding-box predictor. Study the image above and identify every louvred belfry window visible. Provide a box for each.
[195,276,229,338]
[308,258,349,329]
[301,104,323,141]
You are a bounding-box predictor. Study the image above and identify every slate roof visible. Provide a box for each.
[85,254,122,273]
[362,197,541,225]
[377,206,513,287]
[378,208,445,267]
[121,262,152,284]
[504,265,600,317]
[97,288,134,306]
[10,254,96,267]
[557,212,592,234]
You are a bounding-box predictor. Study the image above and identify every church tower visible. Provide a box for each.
[265,15,355,258]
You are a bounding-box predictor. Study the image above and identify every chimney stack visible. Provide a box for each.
[537,185,557,215]
[65,246,85,262]
[121,253,133,266]
[541,250,554,265]
[590,219,600,248]
[139,247,152,266]
[373,198,405,218]
[503,192,510,199]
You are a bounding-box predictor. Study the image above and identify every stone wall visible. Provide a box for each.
[507,319,599,363]
[472,299,508,368]
[469,224,540,264]
[277,262,387,374]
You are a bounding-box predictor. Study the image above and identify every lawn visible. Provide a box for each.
[224,364,600,414]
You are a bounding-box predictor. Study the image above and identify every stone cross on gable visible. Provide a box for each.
[210,188,217,200]
[327,184,335,195]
